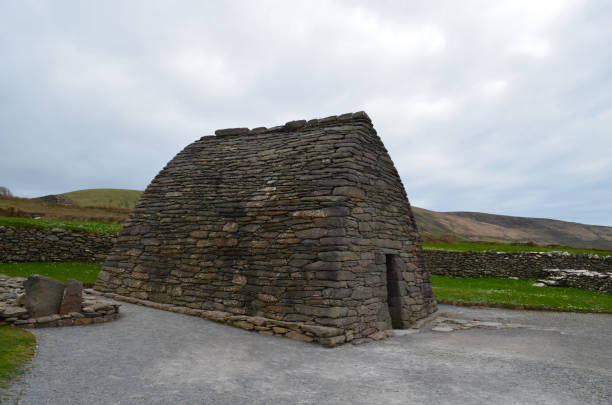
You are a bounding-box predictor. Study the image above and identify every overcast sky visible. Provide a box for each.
[1,0,611,226]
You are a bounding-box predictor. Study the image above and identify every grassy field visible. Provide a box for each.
[0,262,103,284]
[60,188,143,209]
[0,326,36,391]
[423,241,612,256]
[431,275,612,312]
[0,216,121,235]
[0,195,130,223]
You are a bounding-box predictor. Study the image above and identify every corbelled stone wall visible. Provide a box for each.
[424,250,612,279]
[96,112,436,345]
[0,226,114,263]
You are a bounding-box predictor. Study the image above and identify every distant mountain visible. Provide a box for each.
[412,207,612,250]
[58,189,143,209]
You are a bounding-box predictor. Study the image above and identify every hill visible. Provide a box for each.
[0,188,142,224]
[0,195,130,223]
[59,189,143,209]
[412,207,612,250]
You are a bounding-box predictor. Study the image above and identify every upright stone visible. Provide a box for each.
[59,279,83,314]
[23,275,65,318]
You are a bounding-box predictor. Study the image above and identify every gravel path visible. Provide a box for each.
[10,303,612,404]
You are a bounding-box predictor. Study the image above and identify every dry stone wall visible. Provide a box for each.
[424,250,612,278]
[425,250,612,293]
[0,226,114,263]
[96,112,436,346]
[537,269,611,294]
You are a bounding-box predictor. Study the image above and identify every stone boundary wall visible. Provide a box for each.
[0,225,115,263]
[538,269,611,294]
[424,250,612,280]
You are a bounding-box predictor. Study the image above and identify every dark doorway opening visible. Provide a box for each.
[385,254,403,328]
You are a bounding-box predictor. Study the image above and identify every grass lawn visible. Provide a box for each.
[0,216,121,235]
[423,241,612,256]
[0,262,103,284]
[0,326,36,391]
[431,274,612,312]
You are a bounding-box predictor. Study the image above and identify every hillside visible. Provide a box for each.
[59,189,143,209]
[412,207,612,250]
[0,195,130,223]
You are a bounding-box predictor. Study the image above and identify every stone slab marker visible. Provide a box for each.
[23,275,65,318]
[59,279,83,314]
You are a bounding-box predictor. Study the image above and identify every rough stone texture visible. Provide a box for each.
[59,279,84,314]
[23,275,66,318]
[538,269,611,294]
[0,274,120,328]
[97,290,348,347]
[0,226,114,263]
[424,250,612,279]
[95,112,436,345]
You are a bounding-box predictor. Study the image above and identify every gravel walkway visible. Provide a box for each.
[9,303,612,404]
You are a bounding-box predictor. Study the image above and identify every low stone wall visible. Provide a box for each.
[424,250,612,285]
[538,269,611,294]
[0,226,115,263]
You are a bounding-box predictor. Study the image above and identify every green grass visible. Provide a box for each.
[431,274,612,312]
[0,216,121,234]
[423,241,612,256]
[0,262,103,284]
[60,188,143,209]
[0,326,36,390]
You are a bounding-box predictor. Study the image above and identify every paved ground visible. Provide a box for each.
[9,303,612,404]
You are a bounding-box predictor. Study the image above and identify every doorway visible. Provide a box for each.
[385,254,403,328]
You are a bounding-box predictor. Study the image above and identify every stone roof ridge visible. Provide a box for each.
[214,111,372,137]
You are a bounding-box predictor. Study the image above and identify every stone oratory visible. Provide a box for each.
[96,112,436,346]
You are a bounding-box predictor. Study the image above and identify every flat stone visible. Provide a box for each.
[284,120,307,130]
[286,331,313,343]
[319,335,346,347]
[318,251,359,262]
[233,320,255,330]
[432,326,454,332]
[475,321,502,328]
[36,314,61,323]
[332,186,365,198]
[215,128,249,137]
[369,331,387,341]
[300,324,344,338]
[24,275,65,318]
[1,306,28,318]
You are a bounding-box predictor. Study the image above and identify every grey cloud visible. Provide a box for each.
[0,0,610,225]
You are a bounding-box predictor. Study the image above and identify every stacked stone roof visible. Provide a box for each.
[95,112,436,345]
